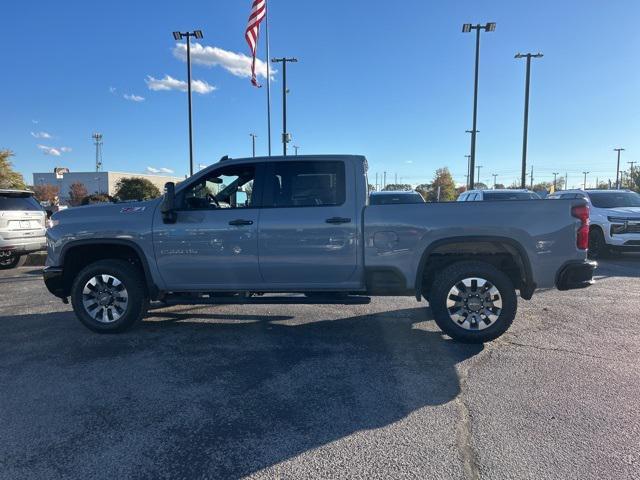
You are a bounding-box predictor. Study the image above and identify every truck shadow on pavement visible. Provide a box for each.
[0,306,482,479]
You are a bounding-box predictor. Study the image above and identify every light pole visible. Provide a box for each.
[293,145,300,156]
[462,22,496,189]
[249,133,257,157]
[271,57,298,156]
[614,148,625,189]
[476,165,483,187]
[492,173,498,189]
[552,172,559,191]
[583,171,590,190]
[515,52,543,188]
[173,29,203,176]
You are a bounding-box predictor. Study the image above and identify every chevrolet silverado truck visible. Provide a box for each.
[43,155,596,343]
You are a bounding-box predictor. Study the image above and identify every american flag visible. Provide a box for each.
[245,0,267,87]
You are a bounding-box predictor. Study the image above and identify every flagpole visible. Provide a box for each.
[265,1,272,156]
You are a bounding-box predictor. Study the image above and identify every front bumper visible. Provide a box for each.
[556,260,597,291]
[43,266,67,299]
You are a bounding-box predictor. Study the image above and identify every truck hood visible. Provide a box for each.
[601,206,640,218]
[52,199,159,221]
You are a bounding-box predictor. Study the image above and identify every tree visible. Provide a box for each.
[473,182,488,191]
[382,183,413,192]
[32,184,60,205]
[368,184,376,193]
[628,168,639,193]
[0,150,26,189]
[425,168,457,202]
[114,177,161,201]
[68,181,88,206]
[81,193,114,205]
[494,183,505,190]
[415,183,431,200]
[532,181,552,192]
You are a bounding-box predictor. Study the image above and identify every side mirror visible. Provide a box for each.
[160,182,177,224]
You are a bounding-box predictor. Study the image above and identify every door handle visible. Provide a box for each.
[228,219,254,226]
[325,217,351,224]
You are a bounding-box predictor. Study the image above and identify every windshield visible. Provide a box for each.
[588,191,640,208]
[370,193,424,205]
[0,194,43,211]
[482,192,539,201]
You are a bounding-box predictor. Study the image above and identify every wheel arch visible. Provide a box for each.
[59,239,159,299]
[415,236,535,301]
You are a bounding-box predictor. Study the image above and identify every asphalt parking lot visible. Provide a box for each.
[1,258,639,480]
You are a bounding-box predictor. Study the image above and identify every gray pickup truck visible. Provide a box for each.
[43,155,595,343]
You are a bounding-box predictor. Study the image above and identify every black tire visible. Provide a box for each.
[70,259,149,333]
[429,261,517,343]
[588,227,610,259]
[0,253,25,270]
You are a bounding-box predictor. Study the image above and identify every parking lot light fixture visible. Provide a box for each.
[172,29,205,176]
[462,22,496,189]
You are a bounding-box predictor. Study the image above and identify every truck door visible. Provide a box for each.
[153,162,265,290]
[258,160,359,288]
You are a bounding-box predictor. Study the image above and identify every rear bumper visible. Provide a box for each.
[0,237,47,254]
[556,260,597,291]
[43,266,66,298]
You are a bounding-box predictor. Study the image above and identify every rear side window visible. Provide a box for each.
[265,161,346,207]
[0,195,42,211]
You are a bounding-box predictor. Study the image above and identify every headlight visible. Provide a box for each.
[47,218,60,228]
[611,224,626,234]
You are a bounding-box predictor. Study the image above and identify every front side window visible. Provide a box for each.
[265,161,345,207]
[182,164,255,210]
[588,191,640,208]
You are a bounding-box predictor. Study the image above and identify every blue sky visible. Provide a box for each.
[3,0,639,188]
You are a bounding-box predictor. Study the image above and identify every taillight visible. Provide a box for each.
[571,204,590,250]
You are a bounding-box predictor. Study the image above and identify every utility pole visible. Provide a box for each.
[565,172,568,190]
[583,171,589,190]
[271,57,298,156]
[249,133,257,158]
[614,148,625,189]
[476,165,483,187]
[462,22,496,189]
[172,30,204,176]
[395,173,398,184]
[492,173,498,189]
[529,164,534,189]
[375,172,378,192]
[515,52,544,188]
[465,154,471,189]
[383,171,387,189]
[552,172,559,191]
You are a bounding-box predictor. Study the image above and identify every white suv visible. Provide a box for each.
[0,189,47,269]
[548,189,640,257]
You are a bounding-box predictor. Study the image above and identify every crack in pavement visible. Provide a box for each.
[498,339,621,361]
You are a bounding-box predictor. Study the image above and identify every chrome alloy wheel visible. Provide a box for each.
[82,274,129,323]
[446,277,502,331]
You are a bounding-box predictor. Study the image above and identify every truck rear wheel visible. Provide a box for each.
[429,261,517,343]
[70,259,148,333]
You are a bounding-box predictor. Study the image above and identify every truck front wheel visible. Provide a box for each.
[70,259,149,333]
[429,261,517,343]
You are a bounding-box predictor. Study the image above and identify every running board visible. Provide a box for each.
[161,294,371,306]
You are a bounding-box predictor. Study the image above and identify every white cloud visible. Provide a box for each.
[31,131,52,139]
[37,145,71,156]
[146,166,175,175]
[32,119,39,124]
[145,74,216,95]
[109,86,117,94]
[405,160,413,164]
[124,93,145,102]
[172,42,273,80]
